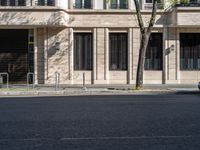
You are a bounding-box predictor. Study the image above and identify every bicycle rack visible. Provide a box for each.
[27,72,35,90]
[0,72,9,89]
[55,72,60,91]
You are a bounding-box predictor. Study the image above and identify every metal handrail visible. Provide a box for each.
[55,71,60,91]
[27,72,35,90]
[0,72,9,89]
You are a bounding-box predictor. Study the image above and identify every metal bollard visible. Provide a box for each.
[83,72,87,90]
[27,73,35,90]
[0,75,3,88]
[55,72,60,91]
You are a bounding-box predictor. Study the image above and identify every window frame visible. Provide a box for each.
[144,0,161,4]
[73,32,93,71]
[180,33,200,71]
[73,0,93,9]
[36,0,55,6]
[0,0,8,6]
[144,33,163,71]
[109,32,128,71]
[109,0,128,9]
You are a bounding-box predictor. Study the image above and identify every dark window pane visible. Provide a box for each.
[146,0,153,3]
[1,0,7,6]
[47,0,55,6]
[10,0,15,6]
[119,0,128,8]
[180,33,200,70]
[84,0,92,8]
[37,0,45,5]
[145,33,163,70]
[75,0,82,8]
[110,0,118,8]
[0,29,28,52]
[109,33,128,70]
[18,0,26,6]
[74,33,93,70]
[190,0,198,3]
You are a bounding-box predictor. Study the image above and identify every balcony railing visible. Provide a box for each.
[0,0,56,6]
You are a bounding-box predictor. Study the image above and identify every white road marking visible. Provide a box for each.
[0,135,199,142]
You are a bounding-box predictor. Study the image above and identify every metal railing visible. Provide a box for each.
[27,72,35,90]
[0,72,9,89]
[54,71,60,91]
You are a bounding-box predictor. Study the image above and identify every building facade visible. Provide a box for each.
[0,0,199,85]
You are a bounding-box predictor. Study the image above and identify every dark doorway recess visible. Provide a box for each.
[0,29,33,84]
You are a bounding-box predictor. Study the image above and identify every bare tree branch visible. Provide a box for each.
[133,0,158,89]
[147,0,157,33]
[133,0,145,33]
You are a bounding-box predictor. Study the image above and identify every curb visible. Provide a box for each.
[0,89,178,97]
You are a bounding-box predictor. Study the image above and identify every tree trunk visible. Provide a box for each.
[133,0,157,89]
[136,32,150,89]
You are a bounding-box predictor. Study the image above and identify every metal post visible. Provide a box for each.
[27,73,35,90]
[83,72,87,90]
[55,72,60,91]
[55,72,57,91]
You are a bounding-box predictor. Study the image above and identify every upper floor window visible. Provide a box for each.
[0,0,26,6]
[0,0,55,6]
[18,0,26,6]
[145,0,161,3]
[74,0,92,9]
[109,0,128,9]
[144,0,162,9]
[176,0,200,7]
[0,0,7,6]
[36,0,55,6]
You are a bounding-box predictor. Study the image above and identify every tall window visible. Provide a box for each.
[109,33,128,70]
[180,33,200,70]
[74,33,93,70]
[74,0,92,9]
[110,0,128,9]
[145,33,163,70]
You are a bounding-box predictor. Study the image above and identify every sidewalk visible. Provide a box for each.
[0,84,199,97]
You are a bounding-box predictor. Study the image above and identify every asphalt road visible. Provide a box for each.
[0,94,200,150]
